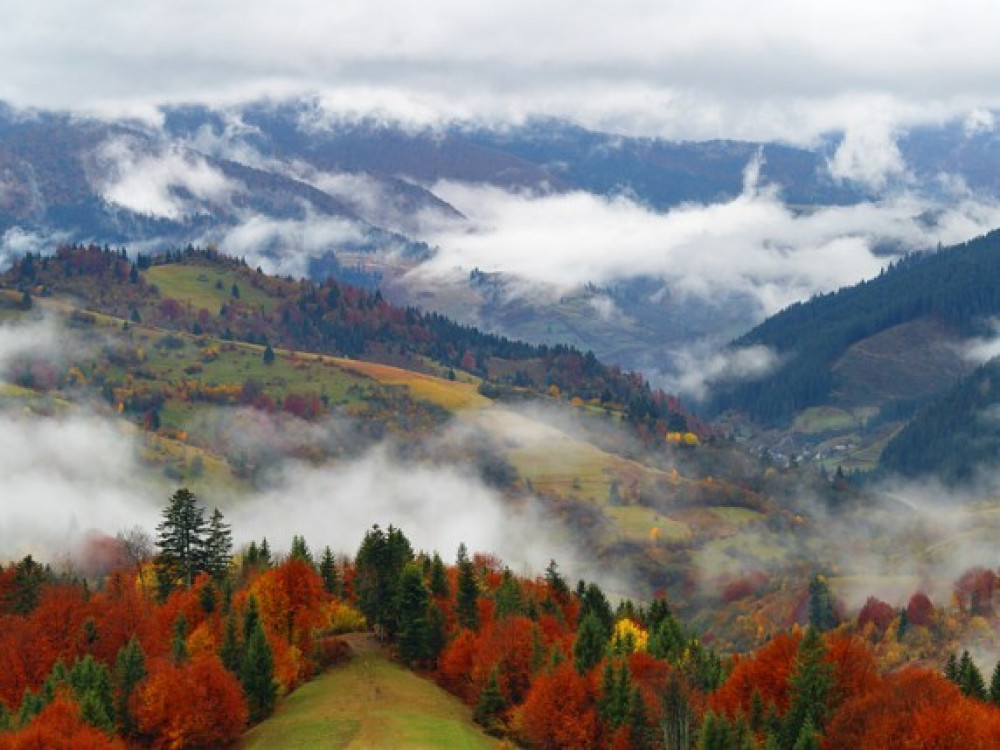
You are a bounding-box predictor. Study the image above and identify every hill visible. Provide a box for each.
[239,634,496,749]
[710,229,1000,429]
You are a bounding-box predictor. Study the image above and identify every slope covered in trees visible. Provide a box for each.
[2,496,1000,749]
[2,243,704,440]
[711,229,1000,424]
[878,359,1000,484]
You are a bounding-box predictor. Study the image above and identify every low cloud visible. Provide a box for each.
[90,136,243,220]
[411,167,1000,319]
[655,345,784,402]
[210,213,366,277]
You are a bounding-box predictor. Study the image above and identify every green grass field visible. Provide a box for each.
[239,635,497,750]
[144,265,279,313]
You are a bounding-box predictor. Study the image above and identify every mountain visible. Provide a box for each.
[3,99,1000,389]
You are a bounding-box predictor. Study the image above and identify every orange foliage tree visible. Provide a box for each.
[135,654,248,749]
[0,694,125,750]
[517,661,599,750]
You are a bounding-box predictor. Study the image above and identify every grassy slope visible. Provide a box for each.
[239,635,497,750]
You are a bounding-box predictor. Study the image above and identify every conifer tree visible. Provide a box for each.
[241,596,277,722]
[155,488,207,597]
[220,614,241,674]
[319,546,340,595]
[455,542,480,631]
[429,552,449,599]
[990,660,1000,707]
[495,568,524,619]
[474,668,507,734]
[171,613,189,664]
[113,636,146,739]
[290,535,313,566]
[396,562,431,666]
[573,613,607,675]
[204,507,233,582]
[780,627,833,750]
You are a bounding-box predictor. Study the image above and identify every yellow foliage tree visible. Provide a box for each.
[610,618,648,654]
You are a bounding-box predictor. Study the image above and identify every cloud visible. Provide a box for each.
[90,137,243,220]
[0,227,70,269]
[410,168,1000,319]
[209,213,367,277]
[2,1,1000,143]
[828,110,907,190]
[656,345,784,402]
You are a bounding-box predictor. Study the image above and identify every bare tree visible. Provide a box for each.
[116,525,154,589]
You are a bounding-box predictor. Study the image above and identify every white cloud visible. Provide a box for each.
[211,213,367,277]
[90,137,242,220]
[657,345,784,402]
[1,1,998,142]
[410,171,1000,318]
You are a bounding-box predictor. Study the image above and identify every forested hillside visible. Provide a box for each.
[4,244,703,440]
[3,498,1000,749]
[878,359,1000,484]
[712,229,1000,424]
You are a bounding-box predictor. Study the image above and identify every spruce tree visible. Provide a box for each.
[429,552,449,599]
[396,562,431,667]
[203,507,233,582]
[241,597,277,722]
[171,613,189,664]
[780,627,833,750]
[113,636,146,739]
[455,542,480,631]
[474,668,507,734]
[990,660,1000,706]
[290,535,314,566]
[573,613,607,675]
[319,546,340,595]
[220,614,242,674]
[155,487,207,597]
[495,568,523,619]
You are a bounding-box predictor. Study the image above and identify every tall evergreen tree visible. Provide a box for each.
[958,650,988,700]
[808,575,838,632]
[171,612,189,664]
[989,660,1000,707]
[780,627,833,750]
[241,596,277,722]
[319,546,340,595]
[113,636,146,739]
[396,562,431,667]
[429,552,450,599]
[290,535,314,566]
[495,568,524,619]
[219,613,242,674]
[355,524,414,637]
[474,668,507,734]
[455,542,480,631]
[203,507,233,582]
[155,488,207,597]
[573,613,607,675]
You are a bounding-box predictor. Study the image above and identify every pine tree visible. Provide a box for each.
[155,488,207,597]
[355,524,414,637]
[792,718,821,750]
[429,552,449,599]
[171,612,189,664]
[628,684,652,750]
[319,546,340,595]
[573,613,607,675]
[660,672,693,750]
[427,601,447,667]
[220,614,242,674]
[945,651,959,683]
[780,627,833,750]
[241,597,277,722]
[203,507,233,582]
[113,636,146,739]
[990,660,1000,706]
[495,568,523,619]
[455,542,480,631]
[396,563,431,667]
[808,575,838,631]
[290,535,313,566]
[959,650,987,700]
[474,668,507,734]
[67,655,114,734]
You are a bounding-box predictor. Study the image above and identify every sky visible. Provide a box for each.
[3,0,999,142]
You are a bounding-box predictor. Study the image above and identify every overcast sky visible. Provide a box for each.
[3,0,999,141]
